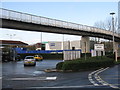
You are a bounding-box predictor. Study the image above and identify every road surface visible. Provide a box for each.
[1,60,120,90]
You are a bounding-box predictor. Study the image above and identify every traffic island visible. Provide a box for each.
[44,69,64,72]
[56,56,115,72]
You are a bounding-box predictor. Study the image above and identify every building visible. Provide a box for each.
[0,40,28,61]
[34,43,45,50]
[118,1,120,33]
[45,40,81,50]
[0,40,28,47]
[70,40,81,50]
[45,41,62,50]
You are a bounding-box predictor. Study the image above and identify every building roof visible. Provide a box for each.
[0,40,28,46]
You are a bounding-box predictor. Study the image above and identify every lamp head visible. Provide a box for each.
[110,12,115,15]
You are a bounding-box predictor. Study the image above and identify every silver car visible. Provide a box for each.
[24,56,36,66]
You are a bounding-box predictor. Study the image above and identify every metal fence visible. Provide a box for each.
[63,50,81,60]
[1,8,120,38]
[0,8,120,37]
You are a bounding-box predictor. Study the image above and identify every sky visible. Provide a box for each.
[0,1,119,45]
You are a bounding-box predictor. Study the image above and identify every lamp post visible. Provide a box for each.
[41,32,42,50]
[62,34,64,50]
[84,42,86,60]
[110,12,115,54]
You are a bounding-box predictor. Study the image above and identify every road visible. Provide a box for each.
[1,60,120,90]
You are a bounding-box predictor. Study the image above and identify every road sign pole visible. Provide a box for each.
[115,50,118,62]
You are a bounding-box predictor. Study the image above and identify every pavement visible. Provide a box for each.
[1,60,120,90]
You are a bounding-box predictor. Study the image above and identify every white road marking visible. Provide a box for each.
[90,81,95,83]
[46,77,57,80]
[88,68,104,86]
[88,67,120,89]
[102,83,108,86]
[94,84,99,86]
[8,76,57,81]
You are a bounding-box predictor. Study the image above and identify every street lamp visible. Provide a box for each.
[40,32,42,50]
[62,34,64,50]
[110,12,115,54]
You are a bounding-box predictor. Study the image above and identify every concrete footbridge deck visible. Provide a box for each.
[0,8,120,42]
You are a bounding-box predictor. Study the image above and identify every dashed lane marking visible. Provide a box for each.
[89,67,120,89]
[46,77,57,80]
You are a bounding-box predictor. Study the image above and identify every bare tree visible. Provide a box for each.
[93,17,118,52]
[94,17,118,33]
[94,21,106,30]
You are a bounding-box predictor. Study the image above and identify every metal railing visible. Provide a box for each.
[0,8,120,38]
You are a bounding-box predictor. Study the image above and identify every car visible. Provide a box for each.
[16,55,21,61]
[24,56,36,66]
[34,55,43,61]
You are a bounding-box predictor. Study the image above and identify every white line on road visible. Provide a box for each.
[46,77,57,80]
[89,67,120,89]
[88,68,104,87]
[7,76,57,81]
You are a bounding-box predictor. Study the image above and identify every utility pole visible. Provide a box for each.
[41,32,42,50]
[110,12,115,54]
[84,42,86,60]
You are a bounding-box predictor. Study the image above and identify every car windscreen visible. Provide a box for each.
[25,57,34,59]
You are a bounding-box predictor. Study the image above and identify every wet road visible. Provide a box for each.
[2,60,61,77]
[2,60,120,90]
[99,65,120,88]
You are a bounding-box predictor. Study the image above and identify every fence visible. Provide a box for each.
[63,50,81,60]
[1,8,119,38]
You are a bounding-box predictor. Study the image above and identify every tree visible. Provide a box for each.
[92,17,118,42]
[93,17,118,52]
[94,17,118,33]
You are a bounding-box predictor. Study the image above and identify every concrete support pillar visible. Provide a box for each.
[81,36,90,53]
[115,42,120,59]
[114,42,119,51]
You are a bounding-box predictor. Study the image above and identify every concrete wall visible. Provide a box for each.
[63,41,70,50]
[81,36,90,53]
[70,40,81,50]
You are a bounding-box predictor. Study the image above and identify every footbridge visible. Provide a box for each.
[0,8,120,52]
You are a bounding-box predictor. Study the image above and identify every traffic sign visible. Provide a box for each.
[94,44,104,51]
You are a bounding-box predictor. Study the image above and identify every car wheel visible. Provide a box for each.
[32,63,36,66]
[24,64,27,66]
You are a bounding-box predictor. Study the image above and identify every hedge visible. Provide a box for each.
[56,56,114,71]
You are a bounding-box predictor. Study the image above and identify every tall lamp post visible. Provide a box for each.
[110,12,115,54]
[41,32,42,50]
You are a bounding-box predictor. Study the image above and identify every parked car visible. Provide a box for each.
[24,56,36,66]
[34,55,43,61]
[2,52,12,62]
[16,55,21,61]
